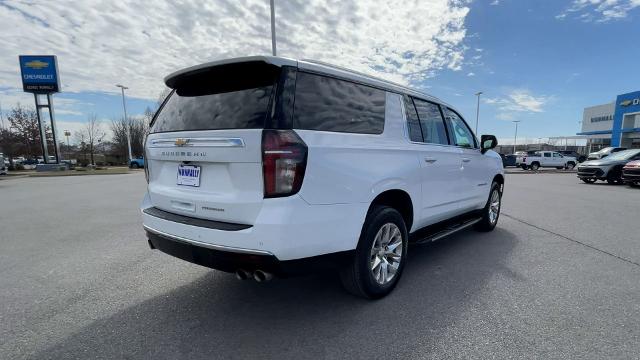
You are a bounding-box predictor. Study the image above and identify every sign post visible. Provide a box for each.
[19,55,61,164]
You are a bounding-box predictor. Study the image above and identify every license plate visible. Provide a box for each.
[177,164,201,187]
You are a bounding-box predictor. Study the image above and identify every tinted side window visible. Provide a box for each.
[403,96,423,142]
[544,153,551,157]
[413,99,449,145]
[293,72,385,134]
[443,108,477,148]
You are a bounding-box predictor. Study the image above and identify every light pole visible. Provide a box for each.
[116,84,133,163]
[512,120,521,154]
[270,0,277,56]
[64,130,71,159]
[474,91,482,135]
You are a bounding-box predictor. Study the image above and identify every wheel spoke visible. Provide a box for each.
[383,224,391,244]
[371,255,382,271]
[380,261,388,283]
[387,238,402,252]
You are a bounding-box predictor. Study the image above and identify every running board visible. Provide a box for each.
[413,217,481,244]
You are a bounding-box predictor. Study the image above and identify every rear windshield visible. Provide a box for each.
[151,62,279,133]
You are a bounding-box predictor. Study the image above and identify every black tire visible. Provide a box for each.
[606,168,622,185]
[566,162,575,170]
[131,163,139,169]
[340,206,408,299]
[581,178,596,184]
[556,167,563,170]
[475,182,502,232]
[521,164,528,170]
[530,162,540,171]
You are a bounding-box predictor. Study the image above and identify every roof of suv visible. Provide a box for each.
[164,55,451,109]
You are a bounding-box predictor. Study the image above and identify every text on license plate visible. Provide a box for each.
[177,164,201,187]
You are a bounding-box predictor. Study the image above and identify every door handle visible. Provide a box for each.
[462,158,471,163]
[424,157,437,164]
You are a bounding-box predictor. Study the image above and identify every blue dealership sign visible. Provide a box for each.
[611,90,640,146]
[19,55,60,93]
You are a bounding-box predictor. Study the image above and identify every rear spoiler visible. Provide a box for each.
[164,56,297,88]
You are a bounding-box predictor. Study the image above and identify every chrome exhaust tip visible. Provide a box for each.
[253,270,273,282]
[235,269,250,280]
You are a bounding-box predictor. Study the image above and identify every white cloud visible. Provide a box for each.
[490,0,500,5]
[0,0,472,101]
[557,0,640,22]
[467,72,475,76]
[485,89,551,120]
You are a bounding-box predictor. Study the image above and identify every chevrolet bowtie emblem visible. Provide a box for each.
[620,100,632,107]
[174,138,189,146]
[25,60,49,70]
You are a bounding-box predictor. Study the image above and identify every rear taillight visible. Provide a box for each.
[143,138,149,183]
[262,130,307,198]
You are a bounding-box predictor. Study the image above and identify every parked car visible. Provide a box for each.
[520,151,577,171]
[0,162,6,175]
[0,153,9,167]
[141,56,505,299]
[587,147,626,160]
[514,150,537,166]
[129,157,145,169]
[621,160,640,187]
[577,149,640,184]
[500,154,517,167]
[22,159,39,165]
[558,150,587,163]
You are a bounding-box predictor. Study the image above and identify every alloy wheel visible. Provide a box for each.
[488,189,501,225]
[369,223,403,285]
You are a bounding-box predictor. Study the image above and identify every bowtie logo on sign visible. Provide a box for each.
[25,60,49,70]
[620,99,640,107]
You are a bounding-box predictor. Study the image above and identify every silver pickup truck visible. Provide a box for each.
[520,151,577,171]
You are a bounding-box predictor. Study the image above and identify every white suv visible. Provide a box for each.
[142,56,504,299]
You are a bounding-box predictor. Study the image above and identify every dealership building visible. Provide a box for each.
[577,90,640,150]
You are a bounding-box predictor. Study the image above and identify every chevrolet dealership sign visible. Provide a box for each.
[19,55,60,93]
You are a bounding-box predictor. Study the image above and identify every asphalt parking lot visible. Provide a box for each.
[1,173,639,359]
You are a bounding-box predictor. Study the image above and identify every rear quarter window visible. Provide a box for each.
[293,72,385,134]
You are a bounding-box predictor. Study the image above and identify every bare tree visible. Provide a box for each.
[75,114,105,166]
[110,114,149,161]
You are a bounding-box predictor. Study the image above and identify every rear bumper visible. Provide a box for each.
[141,191,368,261]
[146,229,354,276]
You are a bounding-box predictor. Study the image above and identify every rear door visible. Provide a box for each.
[146,62,283,225]
[404,97,464,227]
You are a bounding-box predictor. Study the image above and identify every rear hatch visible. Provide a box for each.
[146,61,283,225]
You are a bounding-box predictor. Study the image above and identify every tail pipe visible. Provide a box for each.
[235,269,251,280]
[253,270,273,282]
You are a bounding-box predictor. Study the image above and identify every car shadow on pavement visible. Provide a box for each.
[32,228,518,360]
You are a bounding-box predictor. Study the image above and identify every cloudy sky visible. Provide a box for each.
[1,0,639,142]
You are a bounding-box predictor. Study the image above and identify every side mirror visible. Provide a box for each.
[480,135,498,154]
